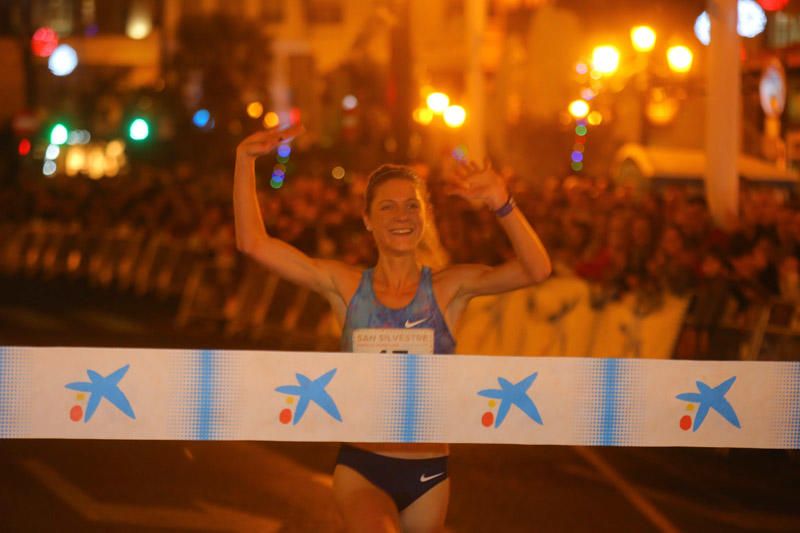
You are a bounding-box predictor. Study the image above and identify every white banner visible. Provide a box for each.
[0,346,797,448]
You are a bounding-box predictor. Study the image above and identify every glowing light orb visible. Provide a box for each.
[50,124,68,145]
[695,0,767,46]
[31,27,59,57]
[277,144,291,158]
[45,144,60,160]
[667,45,693,73]
[43,160,57,176]
[413,107,434,125]
[452,145,468,162]
[331,166,345,180]
[129,118,150,141]
[568,99,590,119]
[758,0,788,10]
[739,0,768,37]
[126,4,153,40]
[48,44,78,76]
[591,45,620,76]
[426,92,450,114]
[246,102,263,119]
[88,147,105,179]
[106,140,125,158]
[587,111,603,126]
[694,13,711,46]
[263,111,280,128]
[18,139,31,156]
[342,95,358,110]
[630,26,656,53]
[443,105,466,128]
[66,146,86,176]
[67,129,91,145]
[192,109,210,128]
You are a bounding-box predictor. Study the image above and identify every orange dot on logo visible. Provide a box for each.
[679,415,692,431]
[69,405,83,422]
[481,411,494,427]
[279,408,292,425]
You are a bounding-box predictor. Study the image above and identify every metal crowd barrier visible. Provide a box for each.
[4,220,799,360]
[676,293,800,362]
[0,221,338,350]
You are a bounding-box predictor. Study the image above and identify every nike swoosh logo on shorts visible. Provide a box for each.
[404,317,429,328]
[420,472,445,483]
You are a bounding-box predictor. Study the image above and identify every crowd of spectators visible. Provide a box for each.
[4,157,800,357]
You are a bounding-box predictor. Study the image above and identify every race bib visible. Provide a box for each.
[352,328,434,355]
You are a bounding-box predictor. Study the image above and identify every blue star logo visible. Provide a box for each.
[676,376,741,432]
[65,364,136,423]
[478,371,543,428]
[275,368,342,425]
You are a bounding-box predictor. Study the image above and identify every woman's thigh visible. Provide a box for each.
[400,479,450,533]
[333,464,401,533]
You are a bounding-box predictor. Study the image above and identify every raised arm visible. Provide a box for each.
[233,125,354,301]
[444,159,552,299]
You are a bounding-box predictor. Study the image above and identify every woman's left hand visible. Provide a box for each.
[446,158,509,211]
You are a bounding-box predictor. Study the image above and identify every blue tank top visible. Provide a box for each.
[341,266,456,354]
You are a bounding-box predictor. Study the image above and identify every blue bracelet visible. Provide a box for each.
[494,195,515,218]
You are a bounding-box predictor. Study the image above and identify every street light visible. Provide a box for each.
[575,24,697,161]
[128,118,150,141]
[49,123,68,145]
[426,92,450,114]
[591,45,620,76]
[443,105,466,128]
[666,45,693,74]
[568,99,590,119]
[630,26,656,53]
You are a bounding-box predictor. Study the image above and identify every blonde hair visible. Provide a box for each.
[364,164,449,271]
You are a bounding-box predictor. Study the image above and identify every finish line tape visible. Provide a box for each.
[0,346,798,448]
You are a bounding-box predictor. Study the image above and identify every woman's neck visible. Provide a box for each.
[373,254,421,291]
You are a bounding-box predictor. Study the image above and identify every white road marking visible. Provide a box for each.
[573,446,681,533]
[22,459,282,532]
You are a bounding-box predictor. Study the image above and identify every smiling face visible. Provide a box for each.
[364,177,427,255]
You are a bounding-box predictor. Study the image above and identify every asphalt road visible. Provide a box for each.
[1,275,799,532]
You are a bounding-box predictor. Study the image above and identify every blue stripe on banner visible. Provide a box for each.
[599,358,619,446]
[788,362,800,449]
[0,346,7,437]
[402,354,419,442]
[195,350,215,440]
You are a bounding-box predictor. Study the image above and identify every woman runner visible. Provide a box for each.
[234,125,551,532]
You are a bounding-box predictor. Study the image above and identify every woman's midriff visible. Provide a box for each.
[348,442,449,459]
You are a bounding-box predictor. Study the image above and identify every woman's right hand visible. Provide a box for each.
[235,123,305,160]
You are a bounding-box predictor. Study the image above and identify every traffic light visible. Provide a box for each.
[128,118,150,141]
[50,123,68,145]
[18,138,31,156]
